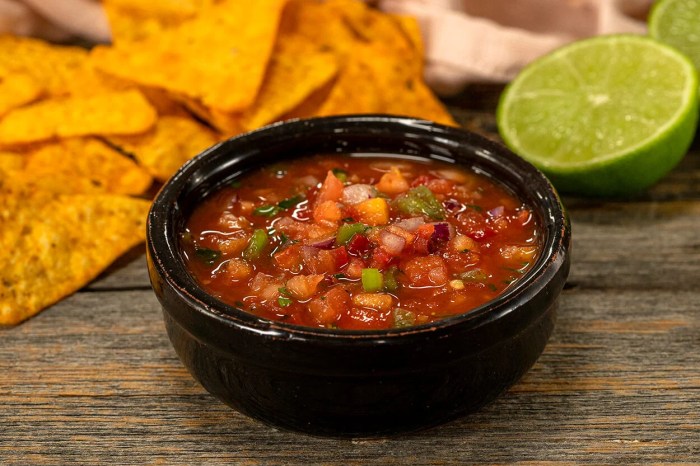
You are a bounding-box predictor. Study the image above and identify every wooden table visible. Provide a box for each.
[3,89,699,464]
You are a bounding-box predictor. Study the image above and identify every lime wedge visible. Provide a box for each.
[649,0,700,71]
[497,34,699,197]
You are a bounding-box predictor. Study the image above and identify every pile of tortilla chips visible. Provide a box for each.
[0,0,456,325]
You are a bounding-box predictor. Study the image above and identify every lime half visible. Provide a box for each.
[649,0,700,71]
[497,34,699,197]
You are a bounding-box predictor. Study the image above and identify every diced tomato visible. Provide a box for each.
[412,224,435,254]
[308,287,351,325]
[302,247,347,274]
[402,256,449,287]
[313,200,342,223]
[316,171,344,204]
[369,246,395,270]
[426,178,454,195]
[329,246,349,270]
[352,293,393,311]
[345,258,365,278]
[375,167,409,195]
[336,306,392,330]
[457,210,496,241]
[286,274,325,300]
[225,258,253,281]
[353,198,389,226]
[273,244,303,272]
[303,248,336,274]
[410,174,436,187]
[346,234,370,256]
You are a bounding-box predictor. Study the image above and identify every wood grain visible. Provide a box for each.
[2,100,699,464]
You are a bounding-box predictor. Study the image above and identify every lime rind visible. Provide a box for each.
[649,0,700,71]
[497,34,699,196]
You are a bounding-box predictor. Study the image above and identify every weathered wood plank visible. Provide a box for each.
[1,285,698,464]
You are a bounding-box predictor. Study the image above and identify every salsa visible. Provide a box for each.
[181,155,540,330]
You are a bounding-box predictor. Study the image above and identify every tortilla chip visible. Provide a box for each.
[9,138,152,195]
[138,86,190,117]
[240,36,338,131]
[0,90,157,145]
[103,0,209,43]
[382,77,458,127]
[316,55,382,117]
[108,115,219,182]
[92,0,288,113]
[0,73,43,117]
[391,14,425,73]
[0,35,128,100]
[0,150,26,171]
[0,35,88,98]
[0,177,150,325]
[280,0,359,56]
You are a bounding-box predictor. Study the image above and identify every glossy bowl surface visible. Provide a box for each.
[146,115,571,437]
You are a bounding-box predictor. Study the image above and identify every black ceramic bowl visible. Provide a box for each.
[146,115,571,437]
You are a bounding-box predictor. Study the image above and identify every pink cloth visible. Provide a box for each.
[0,0,653,94]
[381,0,651,94]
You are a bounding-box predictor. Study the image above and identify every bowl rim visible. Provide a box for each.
[147,114,570,341]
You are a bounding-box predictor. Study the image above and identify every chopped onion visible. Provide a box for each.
[298,175,320,187]
[444,199,464,212]
[301,246,319,264]
[430,222,453,242]
[435,168,469,183]
[487,206,505,218]
[308,237,335,250]
[341,184,376,205]
[379,230,406,255]
[394,217,425,232]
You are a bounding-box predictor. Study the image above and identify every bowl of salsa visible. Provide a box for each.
[146,115,571,437]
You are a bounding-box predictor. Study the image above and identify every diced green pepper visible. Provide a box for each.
[383,266,399,292]
[393,308,416,328]
[336,222,367,245]
[242,229,268,260]
[361,268,383,292]
[394,185,445,220]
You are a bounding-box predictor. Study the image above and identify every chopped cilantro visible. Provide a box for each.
[253,205,282,217]
[194,247,220,265]
[331,168,348,183]
[253,194,304,217]
[278,296,293,307]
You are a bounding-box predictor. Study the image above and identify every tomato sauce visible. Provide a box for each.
[181,155,540,330]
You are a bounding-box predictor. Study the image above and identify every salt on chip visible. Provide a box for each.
[108,115,219,182]
[12,138,153,195]
[0,89,157,145]
[0,177,150,325]
[240,36,338,131]
[92,0,288,113]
